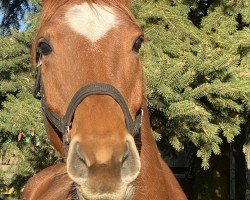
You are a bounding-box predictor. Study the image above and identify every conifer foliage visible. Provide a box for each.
[132,0,250,169]
[0,14,58,198]
[0,0,249,198]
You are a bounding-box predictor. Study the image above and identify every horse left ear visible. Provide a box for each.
[121,0,132,7]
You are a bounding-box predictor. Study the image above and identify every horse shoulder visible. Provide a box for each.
[22,163,73,200]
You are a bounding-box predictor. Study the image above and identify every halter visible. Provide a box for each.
[33,59,143,155]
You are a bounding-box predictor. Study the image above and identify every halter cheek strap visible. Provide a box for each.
[33,61,143,155]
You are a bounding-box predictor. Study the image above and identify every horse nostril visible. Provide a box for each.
[67,140,89,181]
[122,142,130,163]
[76,142,87,165]
[76,143,83,159]
[121,137,141,182]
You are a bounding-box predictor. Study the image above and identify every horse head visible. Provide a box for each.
[33,0,144,199]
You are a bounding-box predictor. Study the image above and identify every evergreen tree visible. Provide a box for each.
[0,0,249,199]
[0,0,29,35]
[132,0,250,169]
[0,12,58,199]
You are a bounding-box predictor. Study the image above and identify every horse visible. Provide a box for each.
[22,0,188,199]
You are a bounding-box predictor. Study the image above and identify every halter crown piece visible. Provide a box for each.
[33,58,143,155]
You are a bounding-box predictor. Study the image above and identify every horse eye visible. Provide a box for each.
[38,41,52,56]
[132,36,143,52]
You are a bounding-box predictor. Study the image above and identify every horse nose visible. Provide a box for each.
[66,135,141,193]
[72,141,130,166]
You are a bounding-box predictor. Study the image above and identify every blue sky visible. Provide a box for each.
[0,12,3,22]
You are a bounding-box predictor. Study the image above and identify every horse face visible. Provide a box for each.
[35,0,143,199]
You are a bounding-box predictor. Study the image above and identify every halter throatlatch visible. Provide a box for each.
[33,61,143,155]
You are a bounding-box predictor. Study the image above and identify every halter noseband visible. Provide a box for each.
[33,60,143,155]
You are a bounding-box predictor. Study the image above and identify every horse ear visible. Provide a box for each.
[121,0,132,7]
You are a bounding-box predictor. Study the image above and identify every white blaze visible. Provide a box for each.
[65,3,118,42]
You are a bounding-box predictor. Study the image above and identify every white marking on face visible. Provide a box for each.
[65,3,118,42]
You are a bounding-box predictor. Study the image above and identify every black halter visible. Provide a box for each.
[33,60,143,154]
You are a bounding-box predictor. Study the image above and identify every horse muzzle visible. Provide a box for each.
[67,134,141,200]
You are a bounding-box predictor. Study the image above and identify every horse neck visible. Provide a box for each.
[131,95,168,199]
[133,94,187,200]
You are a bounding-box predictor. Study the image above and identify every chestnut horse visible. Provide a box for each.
[22,0,187,199]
